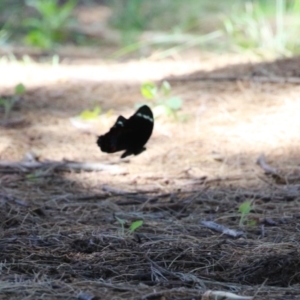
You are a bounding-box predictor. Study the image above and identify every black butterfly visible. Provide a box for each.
[97,105,154,158]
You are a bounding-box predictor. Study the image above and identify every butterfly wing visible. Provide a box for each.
[125,105,154,151]
[97,116,129,153]
[97,105,154,158]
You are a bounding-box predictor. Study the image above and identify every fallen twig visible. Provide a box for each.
[201,221,244,238]
[256,154,286,183]
[256,154,278,175]
[202,290,253,300]
[257,153,300,184]
[0,160,124,174]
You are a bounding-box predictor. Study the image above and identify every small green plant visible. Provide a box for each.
[0,27,10,45]
[0,83,26,120]
[79,106,102,121]
[24,0,77,49]
[238,201,256,226]
[108,0,148,45]
[129,220,143,233]
[115,216,144,236]
[109,0,145,32]
[25,170,47,181]
[139,80,187,121]
[70,106,114,129]
[115,216,126,236]
[15,83,26,95]
[0,98,14,120]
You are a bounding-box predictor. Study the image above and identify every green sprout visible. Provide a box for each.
[139,80,187,121]
[79,106,102,121]
[115,216,126,236]
[24,0,77,49]
[15,83,26,95]
[25,170,47,181]
[0,83,26,120]
[115,216,144,236]
[70,106,114,129]
[129,220,143,233]
[238,201,256,226]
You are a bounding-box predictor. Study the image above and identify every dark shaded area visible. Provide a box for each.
[1,162,300,299]
[165,55,300,81]
[235,254,300,286]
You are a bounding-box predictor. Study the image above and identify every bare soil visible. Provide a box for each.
[1,51,300,300]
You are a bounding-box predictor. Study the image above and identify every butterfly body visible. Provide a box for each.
[97,105,154,158]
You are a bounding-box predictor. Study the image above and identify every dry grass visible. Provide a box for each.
[1,52,300,299]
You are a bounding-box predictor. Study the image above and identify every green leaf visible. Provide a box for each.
[26,173,37,181]
[160,80,171,96]
[25,30,52,48]
[79,106,101,120]
[115,216,126,226]
[24,0,77,49]
[15,83,26,95]
[238,201,252,215]
[0,97,17,118]
[25,170,44,180]
[129,220,143,232]
[166,97,182,110]
[23,17,43,28]
[141,82,157,99]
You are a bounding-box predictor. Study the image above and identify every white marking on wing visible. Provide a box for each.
[136,113,153,122]
[117,121,124,126]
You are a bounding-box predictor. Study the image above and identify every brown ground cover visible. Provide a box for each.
[1,51,300,299]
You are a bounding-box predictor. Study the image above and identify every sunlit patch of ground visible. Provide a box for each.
[1,53,300,180]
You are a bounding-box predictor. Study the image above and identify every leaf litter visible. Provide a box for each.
[1,53,300,299]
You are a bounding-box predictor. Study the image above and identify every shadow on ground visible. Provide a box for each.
[1,165,300,299]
